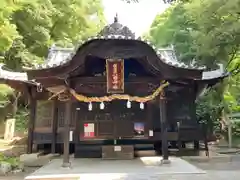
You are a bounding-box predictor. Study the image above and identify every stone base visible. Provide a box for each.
[102,145,134,160]
[161,159,171,164]
[61,162,71,168]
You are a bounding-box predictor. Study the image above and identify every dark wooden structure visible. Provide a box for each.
[0,17,228,166]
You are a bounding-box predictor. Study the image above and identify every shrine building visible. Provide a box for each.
[0,17,227,166]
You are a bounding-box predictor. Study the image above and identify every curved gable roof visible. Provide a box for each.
[0,18,227,83]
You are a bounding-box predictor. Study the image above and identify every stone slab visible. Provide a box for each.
[25,157,205,180]
[4,119,16,141]
[183,154,240,163]
[20,153,56,167]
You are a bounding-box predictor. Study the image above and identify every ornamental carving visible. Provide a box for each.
[98,15,135,38]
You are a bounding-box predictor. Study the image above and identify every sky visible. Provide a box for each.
[102,0,169,36]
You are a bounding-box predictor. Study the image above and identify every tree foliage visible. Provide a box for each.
[0,0,20,53]
[185,0,240,67]
[147,0,240,134]
[0,0,105,70]
[122,0,188,3]
[148,3,197,64]
[148,0,240,67]
[0,0,105,121]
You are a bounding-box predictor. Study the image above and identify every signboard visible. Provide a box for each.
[149,130,153,137]
[84,123,95,138]
[106,59,124,93]
[114,146,122,152]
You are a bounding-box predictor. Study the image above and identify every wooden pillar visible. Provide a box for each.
[159,90,170,163]
[194,140,200,150]
[177,121,182,153]
[27,87,36,154]
[62,97,72,168]
[51,99,58,154]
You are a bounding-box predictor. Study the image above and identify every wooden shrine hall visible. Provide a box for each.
[0,17,227,166]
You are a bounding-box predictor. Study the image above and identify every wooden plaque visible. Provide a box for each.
[106,59,124,93]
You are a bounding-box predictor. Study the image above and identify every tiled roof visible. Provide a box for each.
[0,19,227,81]
[32,19,205,71]
[36,42,226,80]
[202,64,228,80]
[39,40,205,70]
[0,64,28,81]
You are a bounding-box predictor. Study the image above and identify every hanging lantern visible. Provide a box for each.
[127,100,131,108]
[88,102,92,111]
[140,102,144,110]
[100,102,105,110]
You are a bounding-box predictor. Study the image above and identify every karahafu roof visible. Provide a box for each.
[0,17,228,82]
[39,44,226,81]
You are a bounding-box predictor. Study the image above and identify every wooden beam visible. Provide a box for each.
[34,77,162,88]
[73,82,160,96]
[27,86,36,154]
[35,78,65,88]
[70,76,160,84]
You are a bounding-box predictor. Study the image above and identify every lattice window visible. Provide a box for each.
[70,102,77,127]
[57,102,65,127]
[35,101,53,128]
[57,102,76,127]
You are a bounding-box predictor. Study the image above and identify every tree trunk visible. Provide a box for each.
[11,92,21,117]
[222,109,232,148]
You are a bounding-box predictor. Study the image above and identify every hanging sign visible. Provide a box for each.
[69,131,73,141]
[84,123,95,138]
[106,59,124,93]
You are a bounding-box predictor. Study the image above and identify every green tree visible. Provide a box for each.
[147,0,240,136]
[185,0,240,67]
[0,0,20,53]
[122,0,188,3]
[1,0,105,70]
[147,4,197,64]
[148,0,240,68]
[0,0,105,121]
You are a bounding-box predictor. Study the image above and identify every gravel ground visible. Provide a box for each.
[1,160,240,180]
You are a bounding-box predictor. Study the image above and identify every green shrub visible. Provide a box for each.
[231,121,240,137]
[0,84,14,104]
[14,108,28,132]
[0,152,20,168]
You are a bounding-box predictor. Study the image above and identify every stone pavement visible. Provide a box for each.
[24,157,205,180]
[2,171,240,180]
[1,158,240,180]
